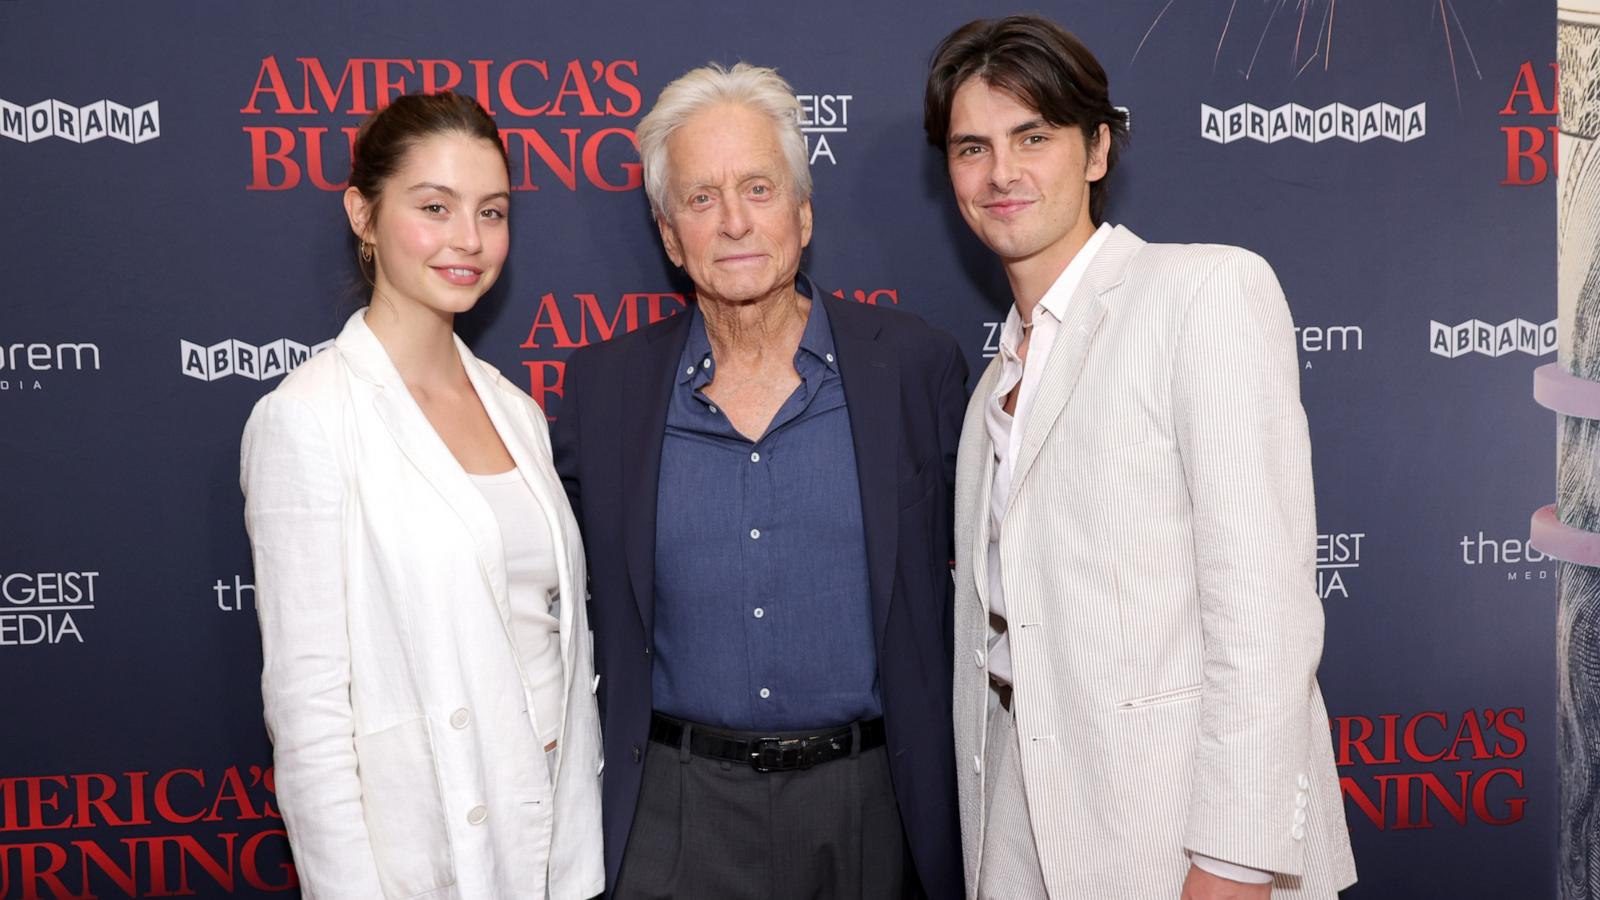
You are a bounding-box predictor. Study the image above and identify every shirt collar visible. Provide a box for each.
[676,272,837,386]
[998,221,1114,357]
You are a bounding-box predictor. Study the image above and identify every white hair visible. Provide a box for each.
[636,61,812,219]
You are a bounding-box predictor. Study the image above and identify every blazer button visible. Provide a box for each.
[1293,808,1307,826]
[450,708,470,729]
[1290,823,1305,841]
[466,805,487,825]
[1297,773,1310,790]
[632,744,642,763]
[972,649,984,668]
[973,755,982,774]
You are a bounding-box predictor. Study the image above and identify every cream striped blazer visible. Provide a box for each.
[952,226,1358,898]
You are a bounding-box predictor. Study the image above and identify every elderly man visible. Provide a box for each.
[926,15,1357,900]
[552,62,966,899]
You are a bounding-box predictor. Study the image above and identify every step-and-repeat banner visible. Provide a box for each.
[0,1,1557,897]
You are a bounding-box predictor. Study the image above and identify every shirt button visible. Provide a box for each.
[449,708,470,729]
[708,405,718,414]
[466,805,487,825]
[825,353,835,363]
[750,528,761,540]
[685,366,694,375]
[750,451,761,463]
[759,688,771,699]
[753,607,765,618]
[702,358,711,369]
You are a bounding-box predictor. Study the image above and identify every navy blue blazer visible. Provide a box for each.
[552,291,967,899]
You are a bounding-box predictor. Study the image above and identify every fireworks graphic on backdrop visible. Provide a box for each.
[1133,0,1483,107]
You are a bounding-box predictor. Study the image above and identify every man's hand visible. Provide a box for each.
[1181,865,1272,899]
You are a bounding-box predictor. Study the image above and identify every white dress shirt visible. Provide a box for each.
[982,222,1272,887]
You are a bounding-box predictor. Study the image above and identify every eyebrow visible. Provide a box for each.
[948,118,1051,148]
[407,182,511,203]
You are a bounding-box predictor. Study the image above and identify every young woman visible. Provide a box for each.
[241,91,602,900]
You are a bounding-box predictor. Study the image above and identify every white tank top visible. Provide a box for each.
[469,469,564,749]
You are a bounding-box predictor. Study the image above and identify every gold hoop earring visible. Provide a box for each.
[359,241,374,263]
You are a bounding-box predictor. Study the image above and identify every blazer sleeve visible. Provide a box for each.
[240,391,385,899]
[1170,249,1324,875]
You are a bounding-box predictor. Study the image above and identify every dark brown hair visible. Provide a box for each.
[924,15,1129,224]
[348,91,509,282]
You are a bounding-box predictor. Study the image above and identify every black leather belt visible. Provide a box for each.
[648,713,886,773]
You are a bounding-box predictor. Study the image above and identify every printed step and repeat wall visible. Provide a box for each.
[0,1,1558,897]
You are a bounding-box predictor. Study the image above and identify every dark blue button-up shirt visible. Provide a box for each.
[652,276,880,732]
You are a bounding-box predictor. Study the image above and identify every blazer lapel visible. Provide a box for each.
[1006,226,1143,512]
[337,314,510,623]
[459,351,581,716]
[960,359,1004,610]
[620,311,693,642]
[826,295,899,652]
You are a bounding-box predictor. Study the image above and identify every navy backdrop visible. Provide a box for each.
[0,1,1559,897]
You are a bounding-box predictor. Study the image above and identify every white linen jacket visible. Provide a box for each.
[241,311,603,900]
[952,227,1357,898]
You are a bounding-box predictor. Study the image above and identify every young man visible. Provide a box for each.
[925,16,1357,900]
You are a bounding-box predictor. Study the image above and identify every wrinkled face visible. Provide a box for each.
[656,103,812,306]
[345,132,511,318]
[945,78,1107,267]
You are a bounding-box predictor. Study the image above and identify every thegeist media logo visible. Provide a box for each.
[0,571,98,646]
[1317,531,1362,600]
[1429,318,1557,358]
[0,339,101,393]
[1460,531,1553,581]
[239,56,642,192]
[179,337,332,383]
[521,287,901,412]
[213,575,256,612]
[1334,707,1527,830]
[0,98,160,144]
[1200,102,1425,143]
[797,92,851,165]
[0,766,296,896]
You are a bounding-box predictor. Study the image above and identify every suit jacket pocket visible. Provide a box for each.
[1115,683,1202,711]
[354,716,457,898]
[898,455,938,512]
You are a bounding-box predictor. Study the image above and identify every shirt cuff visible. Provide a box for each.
[1192,853,1274,884]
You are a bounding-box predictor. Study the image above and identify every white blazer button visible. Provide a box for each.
[1297,773,1310,790]
[591,674,601,694]
[1295,792,1308,808]
[1293,808,1307,825]
[973,649,984,667]
[973,755,982,774]
[1291,824,1305,841]
[450,708,470,729]
[467,805,488,825]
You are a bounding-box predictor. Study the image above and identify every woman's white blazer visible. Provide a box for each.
[240,310,603,900]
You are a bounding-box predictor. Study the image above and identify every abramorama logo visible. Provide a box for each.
[1201,102,1425,144]
[1,98,160,143]
[180,338,332,382]
[1429,318,1557,359]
